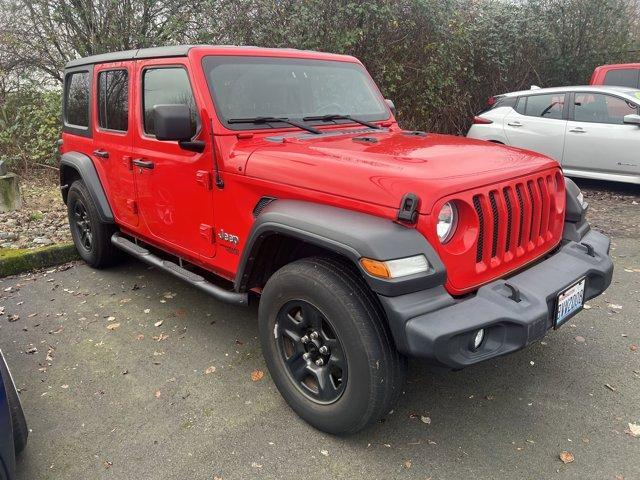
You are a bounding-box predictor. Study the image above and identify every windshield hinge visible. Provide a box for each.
[397,193,420,224]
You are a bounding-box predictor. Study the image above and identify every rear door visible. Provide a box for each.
[92,62,138,227]
[503,92,568,161]
[563,92,640,175]
[132,58,216,258]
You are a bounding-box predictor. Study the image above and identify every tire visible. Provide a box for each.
[0,357,28,454]
[258,257,407,435]
[67,180,121,268]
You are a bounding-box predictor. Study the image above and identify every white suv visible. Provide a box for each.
[467,86,640,185]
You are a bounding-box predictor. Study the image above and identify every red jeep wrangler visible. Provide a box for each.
[59,45,613,434]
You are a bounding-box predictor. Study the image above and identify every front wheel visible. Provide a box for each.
[258,257,406,434]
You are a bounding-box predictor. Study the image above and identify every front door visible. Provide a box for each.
[503,92,568,162]
[563,92,640,176]
[92,62,138,227]
[132,59,216,258]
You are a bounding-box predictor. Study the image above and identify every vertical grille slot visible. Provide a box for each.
[515,184,525,247]
[489,191,499,258]
[527,180,536,242]
[503,187,513,252]
[473,195,484,263]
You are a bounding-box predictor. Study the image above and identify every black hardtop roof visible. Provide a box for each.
[65,44,269,69]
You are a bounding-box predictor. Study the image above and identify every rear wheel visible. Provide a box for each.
[258,257,406,434]
[67,180,121,268]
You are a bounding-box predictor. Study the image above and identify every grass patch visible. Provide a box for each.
[0,244,79,277]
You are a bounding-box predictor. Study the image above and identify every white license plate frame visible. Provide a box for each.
[554,277,586,329]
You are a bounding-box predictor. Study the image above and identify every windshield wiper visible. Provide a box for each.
[302,114,381,130]
[227,116,321,135]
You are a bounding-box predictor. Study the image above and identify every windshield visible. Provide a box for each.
[202,56,389,129]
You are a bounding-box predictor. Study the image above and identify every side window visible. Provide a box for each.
[65,72,90,127]
[143,67,198,136]
[603,69,639,89]
[98,70,128,132]
[523,94,565,120]
[574,93,638,125]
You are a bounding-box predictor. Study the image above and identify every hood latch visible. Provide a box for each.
[397,193,420,224]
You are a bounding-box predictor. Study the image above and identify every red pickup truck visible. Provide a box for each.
[590,63,640,88]
[59,45,613,434]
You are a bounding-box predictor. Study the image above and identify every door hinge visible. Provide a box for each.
[199,224,214,243]
[126,199,138,214]
[123,155,133,171]
[196,170,213,190]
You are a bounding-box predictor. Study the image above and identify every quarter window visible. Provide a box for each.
[574,93,638,125]
[98,70,128,132]
[143,67,198,136]
[65,72,90,127]
[522,94,565,120]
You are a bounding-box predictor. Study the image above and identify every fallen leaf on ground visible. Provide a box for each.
[61,384,69,389]
[0,306,4,315]
[46,346,55,362]
[136,334,144,340]
[107,322,120,330]
[626,422,640,438]
[205,366,216,375]
[421,416,431,424]
[631,345,638,352]
[320,449,329,456]
[251,370,264,382]
[559,451,574,464]
[403,459,412,469]
[574,336,585,343]
[144,308,150,314]
[605,383,616,392]
[154,320,163,327]
[8,314,19,322]
[154,390,161,399]
[609,304,623,310]
[107,316,116,321]
[153,332,168,341]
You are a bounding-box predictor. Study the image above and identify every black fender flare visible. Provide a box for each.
[59,151,114,223]
[235,200,446,297]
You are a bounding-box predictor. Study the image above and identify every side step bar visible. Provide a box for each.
[111,233,248,306]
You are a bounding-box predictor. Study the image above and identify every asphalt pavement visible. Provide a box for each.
[0,191,639,479]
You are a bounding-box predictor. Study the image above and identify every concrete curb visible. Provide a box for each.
[0,244,79,277]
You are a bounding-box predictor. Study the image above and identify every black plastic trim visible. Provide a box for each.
[59,152,114,223]
[236,200,446,296]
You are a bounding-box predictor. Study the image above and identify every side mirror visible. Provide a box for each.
[385,99,397,117]
[623,113,640,126]
[153,104,195,141]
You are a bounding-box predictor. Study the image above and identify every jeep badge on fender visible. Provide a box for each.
[58,45,613,435]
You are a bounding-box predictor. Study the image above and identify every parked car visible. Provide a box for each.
[467,85,640,185]
[590,63,640,89]
[59,46,613,434]
[0,350,28,480]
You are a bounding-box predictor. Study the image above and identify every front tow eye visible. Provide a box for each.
[397,192,420,224]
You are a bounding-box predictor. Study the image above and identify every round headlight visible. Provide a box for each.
[437,202,458,244]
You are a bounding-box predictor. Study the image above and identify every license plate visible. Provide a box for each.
[554,278,586,328]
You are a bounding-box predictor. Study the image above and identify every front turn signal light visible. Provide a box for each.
[360,255,430,279]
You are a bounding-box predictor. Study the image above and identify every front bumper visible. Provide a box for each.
[379,229,613,368]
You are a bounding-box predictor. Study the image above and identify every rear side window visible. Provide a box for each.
[65,72,90,127]
[574,93,638,124]
[98,70,128,132]
[522,94,565,120]
[603,69,639,89]
[142,67,198,136]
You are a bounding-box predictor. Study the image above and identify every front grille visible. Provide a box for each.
[472,172,562,268]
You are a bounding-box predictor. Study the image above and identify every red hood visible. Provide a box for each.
[241,129,560,214]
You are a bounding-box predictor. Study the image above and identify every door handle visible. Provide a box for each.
[507,121,522,127]
[569,127,586,133]
[132,158,155,169]
[93,149,109,159]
